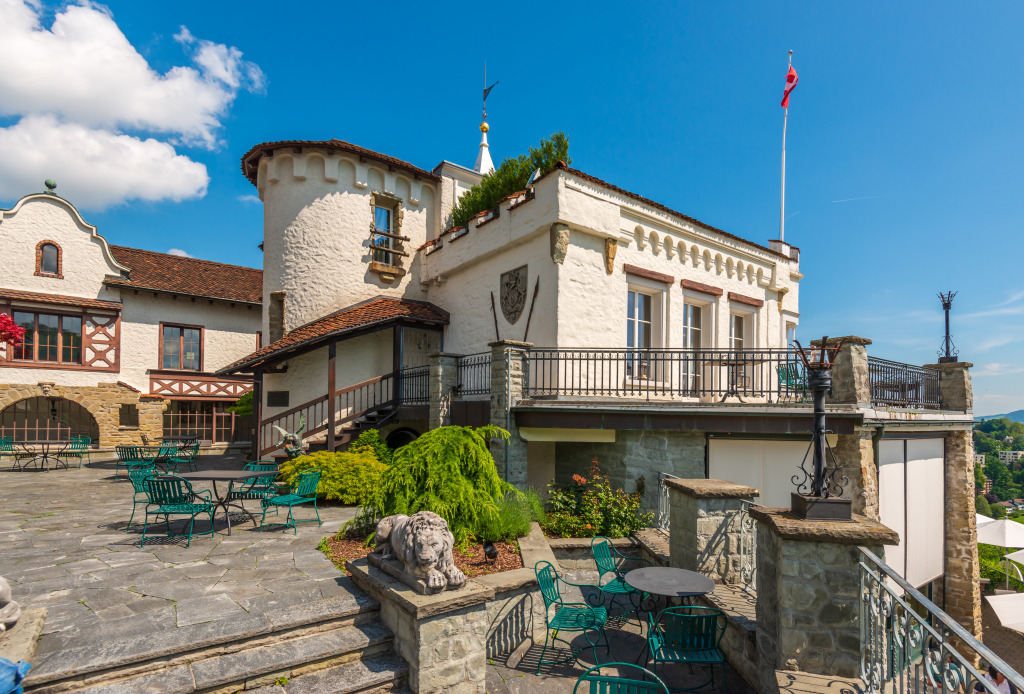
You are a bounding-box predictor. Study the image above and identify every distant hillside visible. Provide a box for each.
[976,410,1024,423]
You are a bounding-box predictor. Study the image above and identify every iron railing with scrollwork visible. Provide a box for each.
[656,471,679,531]
[525,348,810,403]
[867,357,941,409]
[397,366,429,406]
[859,547,1022,694]
[739,500,756,594]
[456,353,491,397]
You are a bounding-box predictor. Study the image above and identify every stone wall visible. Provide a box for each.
[666,478,758,585]
[943,429,983,645]
[546,536,642,572]
[489,341,530,487]
[428,353,459,430]
[752,506,898,690]
[832,428,879,519]
[0,382,164,447]
[555,430,705,513]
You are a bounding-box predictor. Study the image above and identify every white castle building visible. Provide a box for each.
[0,184,262,447]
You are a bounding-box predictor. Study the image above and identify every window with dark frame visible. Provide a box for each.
[12,310,82,364]
[40,244,59,274]
[161,325,202,370]
[119,403,139,427]
[372,205,394,266]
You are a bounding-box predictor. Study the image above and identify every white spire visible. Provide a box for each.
[474,122,494,174]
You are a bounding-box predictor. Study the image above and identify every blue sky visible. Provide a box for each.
[1,1,1022,415]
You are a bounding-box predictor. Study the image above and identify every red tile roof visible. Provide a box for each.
[106,246,263,305]
[240,139,440,187]
[534,162,791,261]
[0,287,122,311]
[217,297,449,374]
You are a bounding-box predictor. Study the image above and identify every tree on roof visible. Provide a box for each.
[450,132,570,229]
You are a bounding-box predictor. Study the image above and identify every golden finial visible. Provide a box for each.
[480,122,489,133]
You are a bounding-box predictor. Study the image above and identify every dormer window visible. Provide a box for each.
[35,241,63,278]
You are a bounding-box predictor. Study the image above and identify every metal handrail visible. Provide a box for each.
[398,366,429,406]
[859,547,1023,694]
[867,357,942,409]
[456,352,491,397]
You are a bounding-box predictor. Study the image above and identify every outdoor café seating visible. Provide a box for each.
[139,475,215,548]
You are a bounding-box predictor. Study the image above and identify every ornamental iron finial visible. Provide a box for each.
[937,291,958,363]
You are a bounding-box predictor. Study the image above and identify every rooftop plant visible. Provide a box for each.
[450,132,570,229]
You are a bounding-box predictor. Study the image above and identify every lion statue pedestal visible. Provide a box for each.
[367,511,466,595]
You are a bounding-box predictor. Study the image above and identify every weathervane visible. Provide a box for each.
[482,62,498,124]
[937,291,958,363]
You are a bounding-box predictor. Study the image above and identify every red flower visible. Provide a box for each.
[572,474,587,486]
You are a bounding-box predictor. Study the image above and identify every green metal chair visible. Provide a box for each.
[141,475,215,548]
[72,435,93,466]
[259,469,322,534]
[57,437,89,469]
[646,605,727,693]
[228,461,280,512]
[115,445,150,479]
[573,663,670,694]
[776,362,808,401]
[592,536,653,621]
[534,560,609,675]
[168,442,200,473]
[126,466,158,529]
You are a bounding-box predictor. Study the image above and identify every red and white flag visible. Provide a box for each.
[781,66,798,108]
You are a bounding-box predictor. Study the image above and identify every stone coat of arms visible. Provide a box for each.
[500,266,528,324]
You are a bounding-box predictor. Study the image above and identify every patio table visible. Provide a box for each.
[178,469,278,536]
[15,440,70,471]
[625,566,714,605]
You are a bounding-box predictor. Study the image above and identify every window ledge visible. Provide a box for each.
[369,261,406,283]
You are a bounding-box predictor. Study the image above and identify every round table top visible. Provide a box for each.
[624,567,715,598]
[178,469,277,481]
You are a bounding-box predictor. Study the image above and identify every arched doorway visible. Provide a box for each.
[0,397,100,444]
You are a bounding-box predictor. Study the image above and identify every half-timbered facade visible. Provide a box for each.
[0,187,262,447]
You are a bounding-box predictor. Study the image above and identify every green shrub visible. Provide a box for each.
[349,429,392,466]
[353,425,511,545]
[450,133,570,229]
[279,450,386,505]
[226,391,253,416]
[976,494,993,517]
[479,488,546,542]
[543,458,653,539]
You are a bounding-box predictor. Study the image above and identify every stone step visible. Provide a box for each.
[24,592,380,692]
[248,654,410,694]
[30,622,395,694]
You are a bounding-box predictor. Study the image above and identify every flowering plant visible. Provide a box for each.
[544,457,653,538]
[0,313,25,348]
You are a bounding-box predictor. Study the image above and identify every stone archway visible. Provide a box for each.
[0,396,100,443]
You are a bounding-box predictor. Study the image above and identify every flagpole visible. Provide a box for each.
[780,49,792,242]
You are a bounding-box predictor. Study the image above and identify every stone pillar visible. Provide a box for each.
[489,340,532,488]
[832,428,879,520]
[666,478,759,584]
[922,360,973,413]
[751,506,898,689]
[428,353,460,430]
[943,428,983,643]
[812,335,872,405]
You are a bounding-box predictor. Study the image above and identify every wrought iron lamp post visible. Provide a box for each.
[937,291,958,363]
[789,337,852,521]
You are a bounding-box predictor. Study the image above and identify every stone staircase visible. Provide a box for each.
[23,591,409,694]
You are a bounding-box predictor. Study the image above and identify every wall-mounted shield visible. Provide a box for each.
[500,265,528,324]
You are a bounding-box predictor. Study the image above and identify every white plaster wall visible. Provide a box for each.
[257,150,436,333]
[262,330,395,420]
[0,194,124,301]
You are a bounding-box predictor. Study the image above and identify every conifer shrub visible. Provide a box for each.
[279,450,387,505]
[349,429,393,466]
[543,458,653,538]
[450,132,570,229]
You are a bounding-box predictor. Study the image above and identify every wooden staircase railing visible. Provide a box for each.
[259,373,396,456]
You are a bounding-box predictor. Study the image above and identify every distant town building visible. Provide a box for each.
[998,450,1024,464]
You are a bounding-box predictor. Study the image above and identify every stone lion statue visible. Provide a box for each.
[0,576,21,633]
[372,511,466,591]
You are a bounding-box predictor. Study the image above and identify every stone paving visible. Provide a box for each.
[0,453,356,671]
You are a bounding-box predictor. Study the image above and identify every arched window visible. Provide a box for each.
[35,241,63,278]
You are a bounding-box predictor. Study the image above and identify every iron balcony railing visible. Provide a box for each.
[456,353,491,397]
[397,366,429,406]
[859,547,1022,694]
[738,500,757,594]
[525,348,811,403]
[868,357,941,409]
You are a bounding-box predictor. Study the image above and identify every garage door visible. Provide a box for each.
[708,439,815,507]
[878,438,945,588]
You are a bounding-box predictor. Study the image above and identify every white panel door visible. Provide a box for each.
[905,439,945,587]
[878,440,908,581]
[709,439,817,507]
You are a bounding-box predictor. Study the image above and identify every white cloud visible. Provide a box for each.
[972,363,1024,377]
[0,115,208,209]
[167,248,193,257]
[0,2,264,148]
[237,194,261,205]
